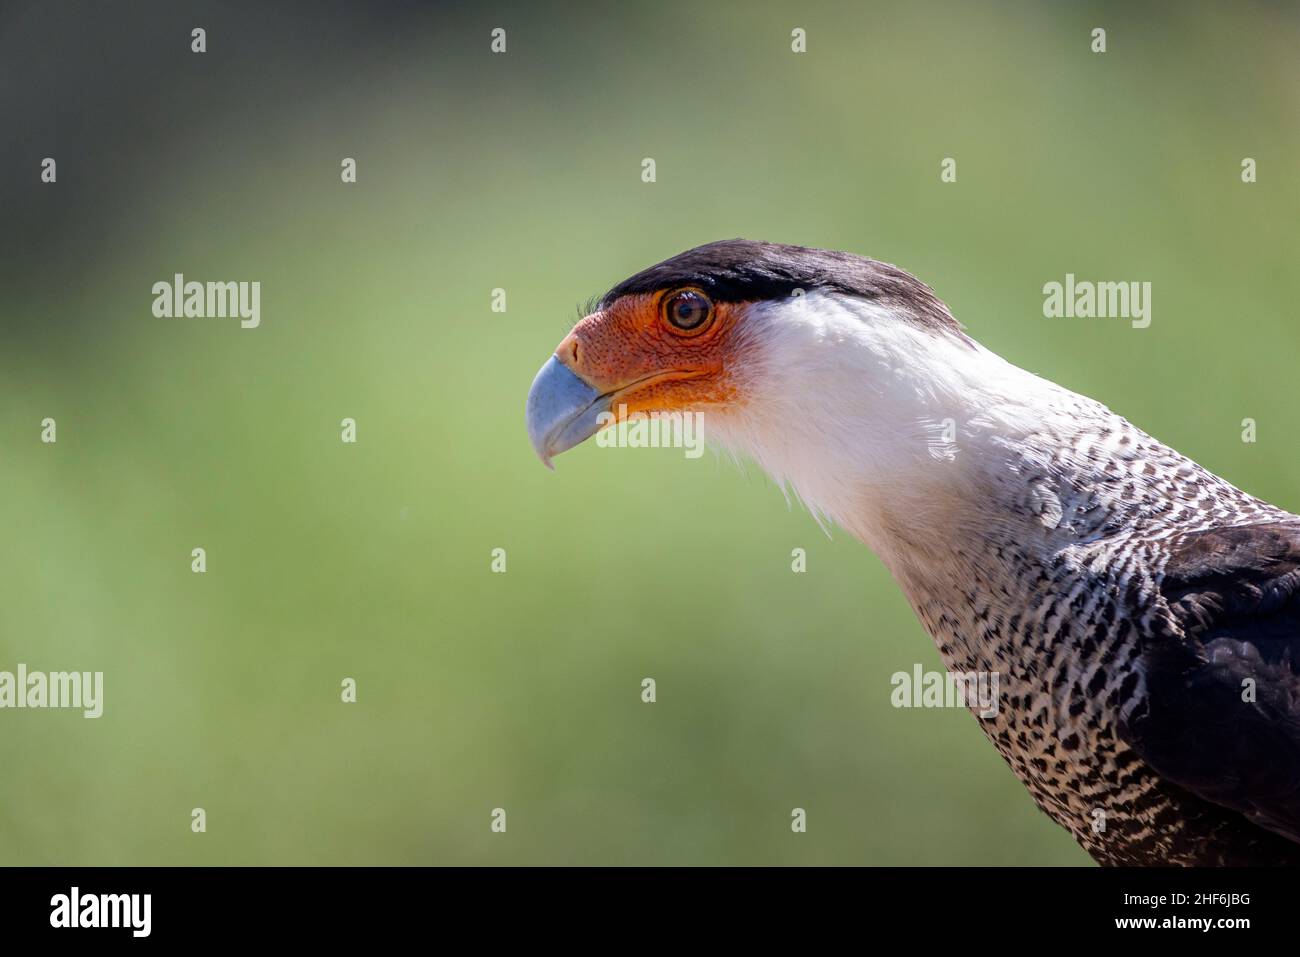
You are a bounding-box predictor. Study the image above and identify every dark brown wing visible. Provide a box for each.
[1121,521,1300,844]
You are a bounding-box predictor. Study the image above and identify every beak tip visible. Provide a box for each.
[525,354,605,469]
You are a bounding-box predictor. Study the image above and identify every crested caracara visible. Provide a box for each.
[525,239,1300,866]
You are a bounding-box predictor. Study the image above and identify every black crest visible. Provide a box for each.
[601,239,967,340]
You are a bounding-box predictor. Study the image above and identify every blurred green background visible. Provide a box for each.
[1,0,1296,865]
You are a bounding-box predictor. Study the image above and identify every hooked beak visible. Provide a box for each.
[525,355,610,469]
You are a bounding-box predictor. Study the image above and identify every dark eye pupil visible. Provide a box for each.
[670,292,708,329]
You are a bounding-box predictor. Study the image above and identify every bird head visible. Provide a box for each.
[525,239,1049,546]
[530,240,971,446]
[523,275,747,471]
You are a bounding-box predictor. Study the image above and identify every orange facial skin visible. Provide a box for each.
[553,291,747,425]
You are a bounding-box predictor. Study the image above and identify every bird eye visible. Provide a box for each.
[662,288,714,333]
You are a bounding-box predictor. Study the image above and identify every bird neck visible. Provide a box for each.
[715,293,1210,590]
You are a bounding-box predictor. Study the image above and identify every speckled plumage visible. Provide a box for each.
[896,389,1300,865]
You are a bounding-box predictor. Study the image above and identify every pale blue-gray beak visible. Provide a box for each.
[525,355,609,469]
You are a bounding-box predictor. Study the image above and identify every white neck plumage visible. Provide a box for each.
[708,292,1141,584]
